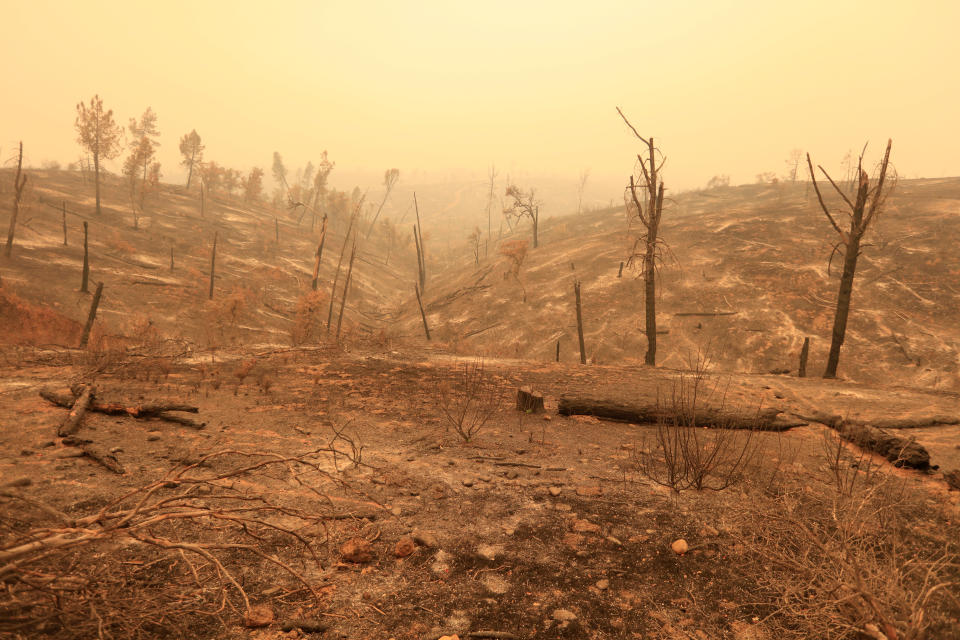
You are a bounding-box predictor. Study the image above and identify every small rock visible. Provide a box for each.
[1,477,31,488]
[340,537,373,563]
[438,635,460,640]
[552,608,577,622]
[572,519,601,534]
[543,414,552,421]
[394,537,416,558]
[412,530,438,548]
[596,578,609,590]
[243,604,274,628]
[476,544,503,562]
[478,474,492,482]
[461,478,474,487]
[505,470,519,479]
[699,525,719,537]
[606,536,622,546]
[391,506,403,517]
[109,447,123,454]
[548,486,562,496]
[482,575,510,595]
[575,485,602,497]
[40,440,56,448]
[146,434,161,442]
[671,539,689,555]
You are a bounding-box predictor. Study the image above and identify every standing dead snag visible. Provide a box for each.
[574,279,587,364]
[504,184,540,248]
[413,193,426,290]
[81,221,90,292]
[618,106,666,366]
[335,240,357,340]
[312,214,328,290]
[808,140,893,379]
[4,142,27,259]
[415,284,431,340]
[208,231,217,300]
[80,281,104,348]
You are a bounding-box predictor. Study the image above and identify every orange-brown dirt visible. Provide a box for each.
[1,170,958,639]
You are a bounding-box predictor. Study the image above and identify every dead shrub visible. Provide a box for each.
[437,358,502,442]
[0,447,362,639]
[632,359,761,494]
[732,431,960,639]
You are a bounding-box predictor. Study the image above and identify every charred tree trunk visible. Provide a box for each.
[81,221,90,293]
[312,215,327,290]
[335,242,357,340]
[5,142,27,258]
[618,108,666,367]
[208,231,217,300]
[62,202,68,246]
[807,140,892,379]
[414,193,426,290]
[415,284,431,340]
[80,282,103,348]
[558,396,794,430]
[327,215,356,333]
[574,280,586,365]
[798,337,810,377]
[93,149,102,216]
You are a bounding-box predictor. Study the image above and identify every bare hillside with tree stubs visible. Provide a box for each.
[2,167,959,640]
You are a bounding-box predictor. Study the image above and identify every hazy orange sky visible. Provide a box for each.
[2,0,958,192]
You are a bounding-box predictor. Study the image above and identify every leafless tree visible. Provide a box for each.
[785,148,803,183]
[808,139,894,378]
[485,165,498,256]
[504,184,540,248]
[366,168,399,239]
[617,106,665,366]
[4,142,27,258]
[577,168,590,215]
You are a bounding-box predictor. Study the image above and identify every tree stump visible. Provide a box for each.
[516,387,544,413]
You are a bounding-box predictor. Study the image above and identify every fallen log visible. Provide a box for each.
[557,396,796,431]
[838,422,931,470]
[57,386,95,437]
[41,389,201,425]
[799,413,933,470]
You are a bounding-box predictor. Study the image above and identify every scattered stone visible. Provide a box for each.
[505,470,519,480]
[482,574,510,595]
[476,544,503,562]
[552,609,577,622]
[438,636,460,640]
[572,519,601,534]
[340,537,373,563]
[562,532,584,549]
[548,486,562,497]
[606,536,622,546]
[391,506,403,517]
[243,604,274,628]
[555,503,572,511]
[478,474,492,482]
[40,440,55,448]
[146,434,161,442]
[575,485,602,497]
[109,446,123,454]
[699,525,720,537]
[412,530,438,548]
[461,478,474,487]
[671,539,689,555]
[596,578,609,590]
[1,477,31,488]
[394,537,416,558]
